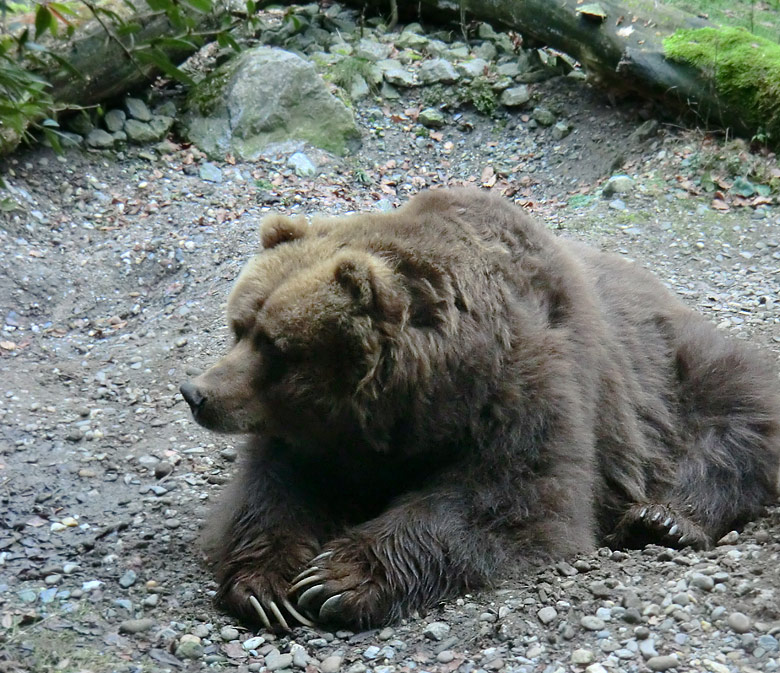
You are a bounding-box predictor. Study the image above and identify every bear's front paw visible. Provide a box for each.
[220,570,315,631]
[288,547,395,629]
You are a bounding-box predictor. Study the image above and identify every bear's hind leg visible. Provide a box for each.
[608,502,710,549]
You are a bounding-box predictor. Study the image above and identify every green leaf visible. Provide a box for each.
[182,0,212,12]
[34,6,53,39]
[154,37,200,51]
[47,52,84,79]
[49,2,78,17]
[145,0,173,11]
[134,48,194,85]
[42,118,59,127]
[216,31,241,51]
[246,0,256,15]
[116,21,143,36]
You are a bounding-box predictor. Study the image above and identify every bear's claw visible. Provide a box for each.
[318,593,345,622]
[248,594,314,630]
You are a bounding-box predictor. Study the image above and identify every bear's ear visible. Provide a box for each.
[334,252,406,322]
[260,214,307,249]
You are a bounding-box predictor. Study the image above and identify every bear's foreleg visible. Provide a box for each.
[204,441,333,630]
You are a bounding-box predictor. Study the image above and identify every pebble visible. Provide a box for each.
[119,618,155,634]
[320,655,343,672]
[291,643,309,668]
[437,650,455,663]
[727,611,751,633]
[537,606,558,624]
[265,652,293,670]
[119,570,137,588]
[571,649,594,664]
[646,655,679,671]
[199,162,223,183]
[175,634,204,660]
[580,615,606,631]
[689,573,715,591]
[423,621,450,640]
[220,626,240,641]
[243,636,265,650]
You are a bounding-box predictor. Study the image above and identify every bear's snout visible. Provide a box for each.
[180,381,206,415]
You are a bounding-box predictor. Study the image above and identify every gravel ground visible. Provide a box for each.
[1,48,780,673]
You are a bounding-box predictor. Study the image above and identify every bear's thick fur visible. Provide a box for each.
[181,188,780,631]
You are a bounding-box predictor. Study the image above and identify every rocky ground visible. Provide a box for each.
[2,6,780,673]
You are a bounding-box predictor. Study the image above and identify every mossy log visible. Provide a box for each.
[344,0,779,141]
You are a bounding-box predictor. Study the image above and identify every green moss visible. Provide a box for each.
[663,26,780,139]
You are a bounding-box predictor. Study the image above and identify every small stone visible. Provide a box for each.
[609,198,626,211]
[703,660,730,673]
[500,86,530,107]
[291,643,308,668]
[154,461,173,479]
[646,655,679,671]
[580,615,605,631]
[689,573,715,591]
[639,638,658,659]
[176,634,204,660]
[717,530,739,545]
[537,606,558,624]
[419,58,459,85]
[532,106,556,126]
[603,175,634,196]
[199,162,223,183]
[104,109,127,132]
[124,119,158,144]
[437,651,455,663]
[419,108,445,129]
[119,570,137,588]
[288,152,317,177]
[119,618,156,634]
[220,446,238,462]
[82,580,103,592]
[320,655,343,673]
[363,645,381,659]
[585,665,609,673]
[552,121,571,140]
[571,649,594,665]
[265,652,293,670]
[457,58,489,78]
[423,621,450,641]
[243,636,265,650]
[384,68,417,88]
[125,97,152,121]
[220,626,240,641]
[727,611,751,633]
[589,581,611,598]
[86,129,116,149]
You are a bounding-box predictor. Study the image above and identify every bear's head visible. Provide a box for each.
[180,213,410,447]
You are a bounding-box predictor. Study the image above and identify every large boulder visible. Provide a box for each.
[183,47,360,158]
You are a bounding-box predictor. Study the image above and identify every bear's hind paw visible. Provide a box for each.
[247,594,314,630]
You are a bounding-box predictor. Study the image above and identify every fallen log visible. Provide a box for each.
[343,0,778,141]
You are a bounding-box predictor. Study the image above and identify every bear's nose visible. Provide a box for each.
[180,382,206,411]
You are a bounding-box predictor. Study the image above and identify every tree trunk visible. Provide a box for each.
[345,0,761,138]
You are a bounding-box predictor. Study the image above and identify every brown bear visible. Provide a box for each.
[180,187,780,631]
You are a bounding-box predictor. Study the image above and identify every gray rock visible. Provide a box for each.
[500,86,530,107]
[532,106,556,126]
[356,38,391,61]
[571,649,594,665]
[119,618,156,634]
[266,652,293,670]
[243,635,265,650]
[537,606,558,624]
[419,58,459,85]
[125,97,152,122]
[384,68,417,87]
[473,41,497,61]
[646,655,679,671]
[477,22,499,41]
[291,643,309,668]
[457,58,490,79]
[68,113,94,136]
[552,121,572,140]
[119,570,137,588]
[104,109,126,133]
[689,573,715,591]
[148,115,174,140]
[288,151,317,177]
[396,31,428,49]
[220,626,240,641]
[580,615,605,631]
[419,108,445,129]
[629,118,659,143]
[320,655,343,673]
[423,621,451,641]
[183,47,360,158]
[727,611,751,633]
[639,638,658,658]
[350,75,370,100]
[496,62,522,78]
[175,634,204,660]
[199,162,223,183]
[86,129,115,149]
[609,198,627,211]
[154,461,173,479]
[603,175,634,196]
[124,120,158,144]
